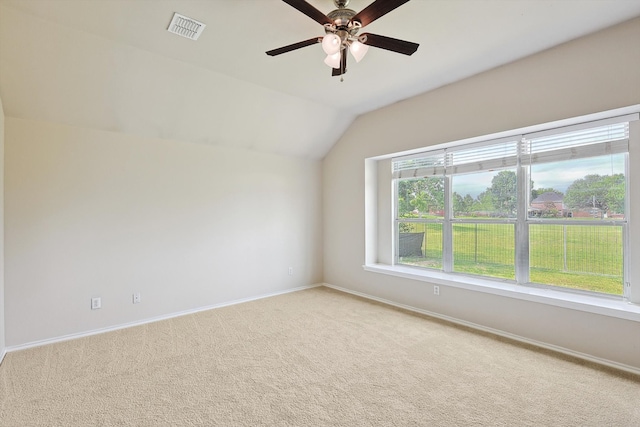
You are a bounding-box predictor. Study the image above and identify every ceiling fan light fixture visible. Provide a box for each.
[322,33,342,55]
[324,52,342,68]
[349,40,369,62]
[266,0,420,78]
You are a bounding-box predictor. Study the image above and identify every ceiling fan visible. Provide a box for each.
[266,0,419,78]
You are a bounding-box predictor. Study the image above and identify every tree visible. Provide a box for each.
[564,174,625,215]
[453,193,476,216]
[411,177,444,216]
[464,194,474,212]
[397,180,414,217]
[453,193,464,214]
[398,177,444,218]
[489,170,517,215]
[541,201,560,218]
[410,191,430,216]
[472,191,494,214]
[463,194,474,213]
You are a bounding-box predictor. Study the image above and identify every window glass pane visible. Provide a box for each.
[529,154,625,220]
[397,177,445,219]
[452,169,517,219]
[453,223,515,280]
[529,224,623,295]
[397,222,442,269]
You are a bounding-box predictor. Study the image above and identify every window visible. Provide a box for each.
[393,114,637,298]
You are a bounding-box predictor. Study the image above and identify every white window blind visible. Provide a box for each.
[393,113,638,179]
[446,137,519,175]
[392,150,446,179]
[522,119,632,165]
[392,137,519,179]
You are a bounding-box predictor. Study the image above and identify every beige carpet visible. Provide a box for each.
[0,287,638,426]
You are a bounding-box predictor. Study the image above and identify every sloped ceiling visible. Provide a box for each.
[1,0,639,159]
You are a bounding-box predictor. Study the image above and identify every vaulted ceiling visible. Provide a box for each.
[1,0,639,159]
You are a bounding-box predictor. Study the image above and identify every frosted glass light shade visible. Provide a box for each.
[322,34,341,55]
[324,52,341,68]
[349,41,369,63]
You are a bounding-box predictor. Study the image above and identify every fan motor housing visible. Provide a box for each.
[326,8,359,35]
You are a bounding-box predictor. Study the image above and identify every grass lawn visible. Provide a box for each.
[399,222,623,295]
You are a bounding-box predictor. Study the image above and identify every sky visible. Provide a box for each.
[452,154,625,198]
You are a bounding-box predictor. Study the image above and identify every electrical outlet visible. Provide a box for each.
[133,293,141,304]
[91,297,101,310]
[288,267,293,276]
[433,285,440,296]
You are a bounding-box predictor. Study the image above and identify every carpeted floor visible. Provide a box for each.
[0,286,638,426]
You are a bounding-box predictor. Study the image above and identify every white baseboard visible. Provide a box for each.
[0,348,6,366]
[6,284,321,354]
[322,283,640,376]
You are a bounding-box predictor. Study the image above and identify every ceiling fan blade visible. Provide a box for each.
[332,50,348,76]
[361,33,419,55]
[266,37,321,56]
[352,0,411,27]
[282,0,332,26]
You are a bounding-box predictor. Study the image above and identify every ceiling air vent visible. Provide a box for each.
[167,13,206,41]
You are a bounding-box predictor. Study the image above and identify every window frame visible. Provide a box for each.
[392,115,636,300]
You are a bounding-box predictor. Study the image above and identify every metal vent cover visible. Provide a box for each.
[167,13,206,41]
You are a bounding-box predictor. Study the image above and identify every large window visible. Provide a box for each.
[393,114,637,298]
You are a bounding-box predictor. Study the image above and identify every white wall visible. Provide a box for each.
[0,95,5,359]
[4,119,323,346]
[324,18,640,370]
[0,3,352,160]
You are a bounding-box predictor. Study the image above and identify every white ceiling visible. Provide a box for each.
[1,0,639,159]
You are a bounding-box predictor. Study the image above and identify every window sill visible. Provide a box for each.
[363,263,640,322]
